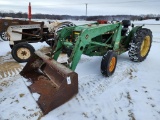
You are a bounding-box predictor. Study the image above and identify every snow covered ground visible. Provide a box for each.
[0,19,160,120]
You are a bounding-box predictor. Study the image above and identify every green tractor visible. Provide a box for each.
[53,20,152,76]
[20,20,152,114]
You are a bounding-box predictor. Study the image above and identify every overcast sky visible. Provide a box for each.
[0,0,159,16]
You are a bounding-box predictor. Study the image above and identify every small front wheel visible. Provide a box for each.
[101,51,117,77]
[11,43,35,63]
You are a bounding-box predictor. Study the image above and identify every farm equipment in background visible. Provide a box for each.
[7,21,75,62]
[0,18,42,41]
[20,20,152,115]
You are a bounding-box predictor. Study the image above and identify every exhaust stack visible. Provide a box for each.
[28,2,32,21]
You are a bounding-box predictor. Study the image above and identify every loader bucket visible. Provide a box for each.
[20,51,78,115]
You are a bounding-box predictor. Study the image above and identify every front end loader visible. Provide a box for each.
[20,20,152,115]
[20,51,78,115]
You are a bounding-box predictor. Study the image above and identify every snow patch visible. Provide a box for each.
[22,77,32,86]
[32,93,41,101]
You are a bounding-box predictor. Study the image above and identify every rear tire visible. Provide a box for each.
[53,22,75,53]
[101,51,117,77]
[1,31,8,41]
[11,43,35,63]
[128,28,152,62]
[54,21,75,34]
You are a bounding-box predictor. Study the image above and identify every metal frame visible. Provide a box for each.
[53,22,142,71]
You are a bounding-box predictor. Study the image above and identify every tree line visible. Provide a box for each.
[0,11,159,21]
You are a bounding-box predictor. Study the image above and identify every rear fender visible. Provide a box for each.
[125,25,143,48]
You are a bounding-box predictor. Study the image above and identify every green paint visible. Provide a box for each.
[52,22,142,71]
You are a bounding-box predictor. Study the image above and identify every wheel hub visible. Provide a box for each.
[140,36,151,57]
[17,48,31,59]
[109,57,116,72]
[21,51,27,56]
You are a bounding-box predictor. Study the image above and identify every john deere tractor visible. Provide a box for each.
[51,20,152,76]
[20,20,152,114]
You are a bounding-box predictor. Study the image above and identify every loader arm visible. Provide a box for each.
[53,22,122,71]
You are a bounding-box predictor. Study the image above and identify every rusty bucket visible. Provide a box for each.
[20,51,78,115]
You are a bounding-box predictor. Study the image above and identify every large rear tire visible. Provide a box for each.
[101,51,117,77]
[53,21,75,53]
[54,21,75,34]
[11,43,35,63]
[128,28,152,62]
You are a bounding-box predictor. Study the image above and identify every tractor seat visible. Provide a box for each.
[121,20,131,36]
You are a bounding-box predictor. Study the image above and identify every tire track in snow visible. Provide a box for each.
[0,75,42,120]
[78,61,138,98]
[0,53,23,79]
[67,60,139,119]
[41,55,140,120]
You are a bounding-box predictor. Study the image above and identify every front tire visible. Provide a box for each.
[11,43,35,63]
[101,51,117,77]
[128,28,152,62]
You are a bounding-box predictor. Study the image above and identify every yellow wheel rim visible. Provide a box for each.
[109,57,116,72]
[140,36,151,57]
[17,48,31,59]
